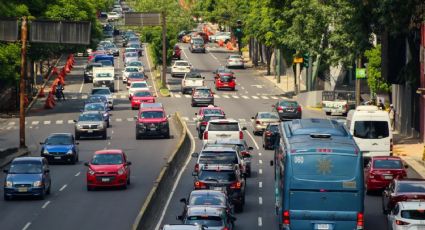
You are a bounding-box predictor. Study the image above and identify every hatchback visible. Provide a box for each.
[387,201,425,230]
[40,133,79,164]
[272,99,302,120]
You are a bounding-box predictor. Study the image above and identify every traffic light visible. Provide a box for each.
[302,53,310,68]
[235,20,243,39]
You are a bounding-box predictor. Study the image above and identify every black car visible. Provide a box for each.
[84,62,102,83]
[40,133,79,164]
[272,100,302,120]
[191,87,214,107]
[262,123,280,150]
[193,164,246,212]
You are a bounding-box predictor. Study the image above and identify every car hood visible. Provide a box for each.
[7,173,42,183]
[90,164,123,172]
[45,145,73,152]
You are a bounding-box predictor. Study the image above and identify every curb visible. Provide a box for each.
[401,156,425,178]
[0,148,31,169]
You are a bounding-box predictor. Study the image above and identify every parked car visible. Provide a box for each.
[382,178,425,214]
[387,201,425,230]
[3,157,51,200]
[272,99,302,120]
[262,123,280,150]
[85,149,131,190]
[40,133,79,164]
[191,87,214,107]
[226,55,244,69]
[251,112,280,135]
[365,156,407,193]
[135,106,170,139]
[74,112,107,140]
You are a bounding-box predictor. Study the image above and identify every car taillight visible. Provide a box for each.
[230,181,242,189]
[222,228,229,230]
[194,181,207,189]
[194,164,199,172]
[357,212,364,229]
[395,220,410,225]
[256,120,261,124]
[203,131,208,140]
[297,106,302,112]
[265,131,272,136]
[283,210,290,225]
[239,131,243,139]
[277,106,283,112]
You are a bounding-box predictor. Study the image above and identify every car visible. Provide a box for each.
[140,102,163,109]
[262,122,280,150]
[122,66,141,83]
[124,47,138,56]
[202,119,246,144]
[107,12,120,21]
[171,60,192,77]
[365,156,408,193]
[177,30,190,42]
[3,157,51,200]
[210,31,231,43]
[128,43,143,56]
[172,45,182,60]
[215,74,236,91]
[124,52,139,66]
[84,149,131,191]
[213,67,234,79]
[191,87,214,107]
[40,133,79,164]
[387,201,425,230]
[195,105,225,121]
[94,54,114,66]
[135,106,170,139]
[272,99,302,120]
[162,224,204,230]
[92,87,114,109]
[85,95,108,108]
[211,139,254,177]
[182,72,205,94]
[193,164,246,213]
[127,72,147,88]
[127,61,145,72]
[251,112,280,135]
[128,81,149,98]
[178,206,235,229]
[84,62,102,83]
[74,112,108,140]
[225,55,244,69]
[382,179,425,214]
[130,90,156,110]
[196,114,225,139]
[103,43,120,56]
[83,102,111,127]
[189,37,206,53]
[88,50,106,62]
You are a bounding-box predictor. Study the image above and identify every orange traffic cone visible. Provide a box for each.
[38,87,45,98]
[218,40,224,47]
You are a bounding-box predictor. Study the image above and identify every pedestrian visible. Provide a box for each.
[389,104,395,131]
[378,99,385,110]
[56,82,65,101]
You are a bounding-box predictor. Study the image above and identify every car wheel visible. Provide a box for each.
[122,183,128,190]
[127,176,131,185]
[87,185,93,191]
[107,121,110,128]
[3,194,11,201]
[198,133,203,139]
[235,203,244,213]
[325,112,331,116]
[136,133,141,140]
[39,191,45,200]
[75,133,80,140]
[102,131,107,140]
[164,131,170,139]
[111,106,114,110]
[46,183,51,195]
[246,169,251,178]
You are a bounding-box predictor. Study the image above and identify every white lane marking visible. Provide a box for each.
[79,76,85,93]
[155,123,196,230]
[232,95,239,99]
[215,95,220,99]
[82,95,88,99]
[22,222,31,230]
[71,96,77,100]
[112,95,118,99]
[8,122,15,126]
[182,117,189,121]
[259,181,263,188]
[145,44,158,96]
[175,94,181,98]
[261,96,269,99]
[167,84,173,97]
[59,184,67,192]
[75,172,81,177]
[184,94,191,98]
[242,95,249,99]
[192,117,197,121]
[271,96,278,100]
[259,159,263,164]
[241,86,245,90]
[182,47,189,59]
[252,96,259,99]
[259,196,263,205]
[127,118,133,122]
[239,118,246,122]
[245,130,260,150]
[111,130,114,134]
[120,95,126,99]
[116,118,122,122]
[108,141,111,145]
[258,152,262,156]
[222,95,229,99]
[6,127,12,130]
[56,120,63,124]
[43,120,51,125]
[31,121,39,125]
[29,126,33,129]
[208,52,221,65]
[68,120,74,124]
[259,169,263,174]
[258,217,262,227]
[42,201,51,209]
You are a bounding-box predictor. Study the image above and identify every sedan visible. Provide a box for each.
[122,66,141,83]
[124,52,139,66]
[127,61,145,72]
[40,133,79,164]
[171,60,192,78]
[128,43,143,56]
[252,112,280,135]
[213,67,234,79]
[272,100,302,120]
[128,81,149,98]
[263,123,280,150]
[85,149,131,190]
[226,55,244,69]
[191,87,214,107]
[364,156,407,193]
[127,72,147,88]
[382,179,425,214]
[131,90,156,109]
[3,157,51,200]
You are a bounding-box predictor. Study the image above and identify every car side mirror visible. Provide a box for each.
[248,147,254,151]
[203,77,205,79]
[127,161,132,166]
[84,162,89,166]
[76,142,80,145]
[404,164,409,169]
[191,152,199,158]
[3,169,8,173]
[73,120,77,123]
[192,171,198,176]
[242,127,247,130]
[39,142,44,145]
[194,113,198,116]
[179,198,187,204]
[270,160,274,166]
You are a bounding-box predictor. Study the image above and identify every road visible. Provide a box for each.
[0,37,180,230]
[158,42,421,230]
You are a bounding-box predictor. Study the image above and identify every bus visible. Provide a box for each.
[272,118,364,230]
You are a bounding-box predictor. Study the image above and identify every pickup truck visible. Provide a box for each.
[181,72,204,94]
[321,90,356,116]
[93,66,115,92]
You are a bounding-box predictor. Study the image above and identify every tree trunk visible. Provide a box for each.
[258,43,264,64]
[253,38,258,67]
[266,46,274,75]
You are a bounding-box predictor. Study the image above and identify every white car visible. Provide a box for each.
[107,12,120,21]
[127,61,145,72]
[171,60,192,78]
[202,119,247,144]
[124,52,139,66]
[226,55,244,69]
[128,81,149,98]
[122,66,141,84]
[387,201,425,230]
[210,32,231,43]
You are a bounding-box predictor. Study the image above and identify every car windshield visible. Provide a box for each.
[129,73,145,79]
[129,44,140,48]
[88,95,107,102]
[126,67,139,72]
[129,37,139,42]
[129,62,143,67]
[401,210,425,220]
[92,88,111,95]
[132,82,148,88]
[140,111,164,118]
[134,91,151,97]
[187,73,202,79]
[208,122,239,131]
[84,103,105,111]
[189,194,226,206]
[9,161,42,174]
[199,170,237,182]
[397,182,425,193]
[126,52,138,57]
[97,60,113,66]
[176,62,189,67]
[78,113,103,121]
[258,112,279,119]
[91,154,123,165]
[279,101,298,107]
[200,151,238,164]
[353,121,389,139]
[185,216,223,227]
[373,159,402,169]
[45,135,72,145]
[96,73,112,78]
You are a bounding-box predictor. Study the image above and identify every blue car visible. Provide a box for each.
[3,157,51,200]
[40,133,79,164]
[83,102,111,127]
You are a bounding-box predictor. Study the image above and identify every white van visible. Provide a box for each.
[346,105,392,158]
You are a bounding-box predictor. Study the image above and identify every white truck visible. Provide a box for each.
[93,66,115,92]
[181,72,205,94]
[321,90,356,116]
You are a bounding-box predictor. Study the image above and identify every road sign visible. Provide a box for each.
[293,57,303,63]
[124,13,161,26]
[30,20,91,44]
[356,68,366,79]
[0,19,19,41]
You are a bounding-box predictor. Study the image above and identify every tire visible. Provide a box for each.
[164,131,170,139]
[102,131,107,140]
[46,183,51,195]
[39,191,45,200]
[107,121,110,128]
[235,203,244,213]
[87,185,93,191]
[111,106,114,110]
[246,168,251,178]
[122,183,128,190]
[325,112,331,116]
[127,175,131,185]
[198,132,203,139]
[136,133,141,140]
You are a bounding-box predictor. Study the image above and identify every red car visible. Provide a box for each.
[195,105,225,120]
[364,156,407,193]
[130,90,156,110]
[85,149,131,191]
[215,74,236,91]
[382,178,425,214]
[172,45,181,60]
[135,107,170,139]
[127,72,147,88]
[88,50,106,62]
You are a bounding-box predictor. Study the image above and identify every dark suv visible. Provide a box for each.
[272,99,302,120]
[135,107,170,139]
[192,164,246,212]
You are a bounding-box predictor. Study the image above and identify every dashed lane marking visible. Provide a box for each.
[56,120,63,124]
[184,95,191,98]
[42,201,51,209]
[252,96,259,99]
[259,159,263,164]
[232,95,239,99]
[242,95,249,99]
[116,118,123,122]
[259,181,263,188]
[259,197,263,205]
[258,217,262,227]
[215,95,220,99]
[271,96,278,100]
[81,95,88,99]
[175,94,181,98]
[59,184,67,192]
[8,122,15,126]
[75,172,81,177]
[68,120,74,124]
[22,222,31,230]
[71,96,77,100]
[222,95,229,99]
[261,96,269,99]
[31,121,39,125]
[258,152,262,156]
[259,169,263,174]
[43,121,51,125]
[126,118,133,122]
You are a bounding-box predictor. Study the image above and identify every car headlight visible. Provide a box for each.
[98,124,104,129]
[88,169,95,175]
[43,149,49,154]
[33,181,43,187]
[66,149,73,154]
[117,168,125,175]
[77,124,83,128]
[5,181,13,187]
[103,113,108,117]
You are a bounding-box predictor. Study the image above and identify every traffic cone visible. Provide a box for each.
[38,87,45,98]
[226,42,233,50]
[44,93,54,109]
[218,40,224,47]
[65,63,71,73]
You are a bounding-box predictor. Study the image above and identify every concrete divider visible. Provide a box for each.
[132,112,191,230]
[0,148,31,168]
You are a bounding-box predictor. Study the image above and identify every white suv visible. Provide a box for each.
[202,119,246,144]
[171,60,192,78]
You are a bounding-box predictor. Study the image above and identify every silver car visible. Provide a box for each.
[226,55,244,69]
[74,112,107,140]
[91,87,114,110]
[252,112,280,135]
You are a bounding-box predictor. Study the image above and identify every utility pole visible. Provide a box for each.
[19,17,28,148]
[161,11,167,88]
[355,58,362,106]
[295,62,301,95]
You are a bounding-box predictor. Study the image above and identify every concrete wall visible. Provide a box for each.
[393,84,420,138]
[297,90,323,108]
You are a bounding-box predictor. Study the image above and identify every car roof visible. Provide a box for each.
[186,206,224,217]
[94,149,124,155]
[371,156,402,161]
[13,157,44,162]
[85,102,105,106]
[80,111,102,115]
[201,105,223,110]
[47,133,73,137]
[283,118,348,137]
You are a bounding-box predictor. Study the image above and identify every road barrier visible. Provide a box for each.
[132,112,192,230]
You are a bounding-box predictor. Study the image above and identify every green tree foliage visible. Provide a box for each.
[0,43,21,85]
[364,44,390,97]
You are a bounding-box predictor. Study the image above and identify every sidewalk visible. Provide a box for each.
[393,134,425,178]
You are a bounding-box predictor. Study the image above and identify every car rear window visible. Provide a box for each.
[279,101,298,107]
[198,170,237,182]
[220,75,233,82]
[92,88,111,95]
[203,115,225,122]
[397,182,425,193]
[373,159,402,169]
[258,113,279,119]
[129,73,145,79]
[185,216,223,227]
[126,67,139,72]
[203,109,223,115]
[187,73,203,79]
[208,122,239,131]
[96,73,112,78]
[267,125,279,132]
[132,82,148,88]
[134,91,151,97]
[354,121,389,139]
[200,151,238,164]
[189,194,225,206]
[126,52,138,57]
[176,62,189,66]
[401,210,425,220]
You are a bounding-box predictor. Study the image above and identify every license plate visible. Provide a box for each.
[101,178,110,182]
[102,85,106,87]
[54,156,61,160]
[150,127,156,131]
[384,175,393,180]
[18,187,28,192]
[286,109,294,112]
[87,130,93,133]
[316,224,330,230]
[210,186,222,191]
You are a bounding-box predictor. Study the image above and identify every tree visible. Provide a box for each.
[364,44,390,99]
[0,43,21,86]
